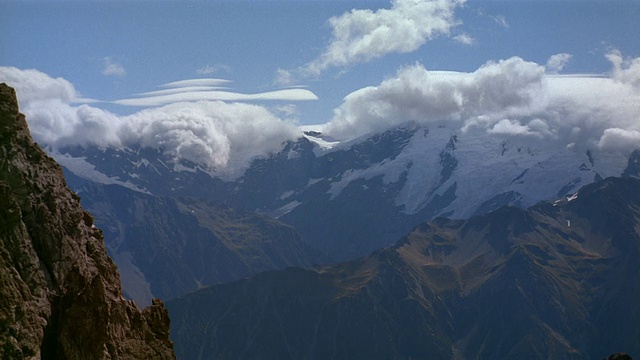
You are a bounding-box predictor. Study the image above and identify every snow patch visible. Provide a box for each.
[311,124,628,218]
[300,125,341,154]
[173,163,197,173]
[270,200,302,218]
[287,149,300,160]
[279,190,294,200]
[51,152,149,193]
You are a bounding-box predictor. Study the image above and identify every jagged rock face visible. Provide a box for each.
[0,83,175,359]
[167,177,640,359]
[623,149,640,178]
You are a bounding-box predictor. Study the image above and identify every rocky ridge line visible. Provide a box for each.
[0,83,175,359]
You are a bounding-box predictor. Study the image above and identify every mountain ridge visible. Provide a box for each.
[63,168,322,305]
[0,83,175,359]
[53,121,634,263]
[167,176,640,359]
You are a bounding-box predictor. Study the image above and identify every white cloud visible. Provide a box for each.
[134,86,228,97]
[118,102,298,174]
[272,104,300,119]
[606,49,640,88]
[304,0,465,76]
[598,128,640,150]
[323,52,640,155]
[26,102,123,149]
[274,68,295,86]
[546,53,572,73]
[491,14,509,29]
[114,77,318,107]
[487,118,553,139]
[161,78,232,88]
[0,66,77,104]
[0,67,304,178]
[453,33,474,45]
[102,57,126,77]
[113,88,318,107]
[196,63,231,75]
[325,57,546,139]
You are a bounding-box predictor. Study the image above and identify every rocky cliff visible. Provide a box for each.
[0,83,175,359]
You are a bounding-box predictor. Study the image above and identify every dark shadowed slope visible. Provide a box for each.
[0,83,175,359]
[168,176,640,360]
[63,172,322,305]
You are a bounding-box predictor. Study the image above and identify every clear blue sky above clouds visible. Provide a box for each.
[1,0,639,176]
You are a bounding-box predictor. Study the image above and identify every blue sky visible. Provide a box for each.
[1,0,640,175]
[2,0,638,122]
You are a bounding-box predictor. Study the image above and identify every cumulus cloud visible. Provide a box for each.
[325,57,546,139]
[25,101,123,149]
[102,57,126,77]
[546,53,572,73]
[606,49,640,88]
[0,67,303,178]
[323,52,640,155]
[0,66,77,104]
[598,128,640,150]
[487,118,554,139]
[118,101,299,172]
[304,0,465,76]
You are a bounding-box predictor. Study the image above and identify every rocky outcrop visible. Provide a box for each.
[605,354,632,360]
[0,83,175,359]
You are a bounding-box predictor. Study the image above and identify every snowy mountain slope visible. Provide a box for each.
[54,123,634,261]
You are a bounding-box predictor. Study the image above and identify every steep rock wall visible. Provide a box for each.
[0,83,175,359]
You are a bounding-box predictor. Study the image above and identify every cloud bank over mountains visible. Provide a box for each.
[324,52,640,154]
[1,50,639,177]
[0,66,302,176]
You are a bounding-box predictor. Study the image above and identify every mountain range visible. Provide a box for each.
[63,171,320,305]
[166,176,640,359]
[55,119,634,267]
[3,80,638,359]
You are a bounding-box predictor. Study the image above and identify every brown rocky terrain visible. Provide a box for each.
[0,83,175,359]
